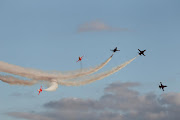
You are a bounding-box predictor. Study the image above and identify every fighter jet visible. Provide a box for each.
[138,49,146,56]
[77,56,84,62]
[111,47,120,53]
[37,86,43,95]
[159,82,167,91]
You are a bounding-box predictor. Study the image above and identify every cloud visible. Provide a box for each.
[7,112,53,120]
[160,92,180,105]
[77,21,128,32]
[7,81,180,120]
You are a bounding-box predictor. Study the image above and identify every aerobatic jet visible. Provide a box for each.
[159,82,167,91]
[77,56,84,62]
[37,86,43,95]
[138,49,146,56]
[111,47,120,53]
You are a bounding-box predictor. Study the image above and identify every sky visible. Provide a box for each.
[0,0,180,120]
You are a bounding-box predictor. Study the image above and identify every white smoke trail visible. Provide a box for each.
[0,55,136,91]
[0,54,113,81]
[0,61,55,80]
[61,54,113,80]
[0,75,37,85]
[43,80,58,91]
[59,56,137,86]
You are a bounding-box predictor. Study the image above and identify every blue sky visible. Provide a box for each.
[0,0,180,120]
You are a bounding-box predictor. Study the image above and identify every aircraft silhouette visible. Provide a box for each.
[37,86,43,95]
[159,82,167,91]
[111,47,120,53]
[77,56,84,62]
[138,49,146,56]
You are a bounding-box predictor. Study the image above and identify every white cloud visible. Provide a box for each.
[77,21,128,32]
[7,82,180,120]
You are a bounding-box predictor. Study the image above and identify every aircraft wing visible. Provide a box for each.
[160,82,163,86]
[43,81,58,91]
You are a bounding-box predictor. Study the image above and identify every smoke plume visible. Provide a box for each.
[0,75,37,86]
[0,55,137,91]
[59,56,137,86]
[0,54,113,81]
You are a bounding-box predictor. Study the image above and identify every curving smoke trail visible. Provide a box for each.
[43,80,58,91]
[0,61,55,80]
[0,55,136,91]
[59,56,137,86]
[60,54,114,80]
[39,56,136,91]
[0,75,37,86]
[0,75,58,91]
[0,54,113,81]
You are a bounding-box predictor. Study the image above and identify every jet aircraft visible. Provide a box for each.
[159,82,167,91]
[138,49,146,56]
[37,86,43,95]
[111,47,120,53]
[77,56,84,62]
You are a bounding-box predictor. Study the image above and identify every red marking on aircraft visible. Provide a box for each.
[76,56,84,62]
[37,86,43,95]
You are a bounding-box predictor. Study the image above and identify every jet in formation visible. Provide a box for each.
[37,86,43,95]
[138,49,146,56]
[76,56,84,62]
[111,47,120,53]
[159,82,167,91]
